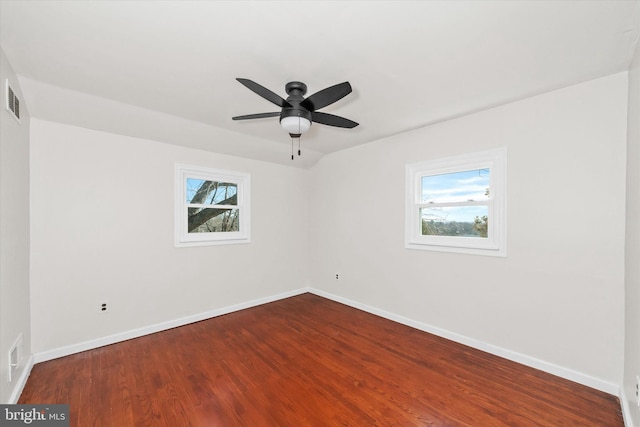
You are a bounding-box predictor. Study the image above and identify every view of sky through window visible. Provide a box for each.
[421,168,490,204]
[186,178,237,205]
[421,168,489,224]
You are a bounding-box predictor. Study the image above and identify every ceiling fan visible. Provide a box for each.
[232,78,359,159]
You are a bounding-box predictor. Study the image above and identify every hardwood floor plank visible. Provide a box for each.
[19,294,623,426]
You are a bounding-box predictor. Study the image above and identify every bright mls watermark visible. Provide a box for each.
[0,405,69,426]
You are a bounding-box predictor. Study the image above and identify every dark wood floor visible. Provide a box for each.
[20,293,623,426]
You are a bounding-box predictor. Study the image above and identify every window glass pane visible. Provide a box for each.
[186,179,237,205]
[188,207,239,233]
[421,169,490,203]
[420,206,488,238]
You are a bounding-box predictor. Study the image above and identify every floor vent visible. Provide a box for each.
[5,79,21,122]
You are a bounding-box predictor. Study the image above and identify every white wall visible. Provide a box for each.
[29,119,309,354]
[624,36,640,426]
[0,49,31,403]
[309,73,628,388]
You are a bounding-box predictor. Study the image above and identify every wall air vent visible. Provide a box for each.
[5,79,21,122]
[8,333,23,382]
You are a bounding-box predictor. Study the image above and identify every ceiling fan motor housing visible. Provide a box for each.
[279,107,312,122]
[280,81,312,136]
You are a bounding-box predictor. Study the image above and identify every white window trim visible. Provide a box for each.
[175,164,251,247]
[405,148,507,257]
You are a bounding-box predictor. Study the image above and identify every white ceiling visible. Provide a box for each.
[1,1,639,167]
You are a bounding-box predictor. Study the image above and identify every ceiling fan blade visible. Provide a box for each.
[311,111,359,128]
[232,112,281,121]
[236,78,291,108]
[301,82,352,111]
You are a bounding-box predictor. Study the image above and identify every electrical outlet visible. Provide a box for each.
[636,376,640,407]
[335,273,340,280]
[99,300,109,314]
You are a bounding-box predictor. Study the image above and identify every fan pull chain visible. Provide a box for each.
[296,118,301,157]
[290,133,302,159]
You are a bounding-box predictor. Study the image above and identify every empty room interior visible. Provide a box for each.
[3,1,640,425]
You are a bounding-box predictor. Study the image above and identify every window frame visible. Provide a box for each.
[405,148,506,257]
[175,164,251,247]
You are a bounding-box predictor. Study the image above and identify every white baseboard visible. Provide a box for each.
[7,354,34,404]
[309,288,620,397]
[34,287,309,364]
[620,387,636,427]
[30,286,620,399]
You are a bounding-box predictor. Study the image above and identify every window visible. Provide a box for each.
[405,148,506,256]
[175,164,250,247]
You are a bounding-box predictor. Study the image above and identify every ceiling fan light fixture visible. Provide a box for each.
[280,116,311,135]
